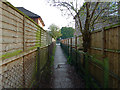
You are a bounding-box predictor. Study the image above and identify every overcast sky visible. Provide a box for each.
[7,0,78,30]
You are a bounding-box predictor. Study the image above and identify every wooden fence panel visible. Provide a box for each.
[0,1,53,88]
[90,26,120,88]
[61,25,120,88]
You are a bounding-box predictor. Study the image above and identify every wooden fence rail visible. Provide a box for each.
[61,24,120,88]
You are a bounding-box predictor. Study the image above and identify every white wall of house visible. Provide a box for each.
[38,19,44,28]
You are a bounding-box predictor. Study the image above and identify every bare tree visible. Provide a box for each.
[48,0,119,55]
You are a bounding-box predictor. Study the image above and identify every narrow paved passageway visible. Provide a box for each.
[51,44,85,88]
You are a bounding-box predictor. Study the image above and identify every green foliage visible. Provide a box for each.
[49,24,62,40]
[61,27,75,39]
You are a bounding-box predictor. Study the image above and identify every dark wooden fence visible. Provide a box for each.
[61,25,120,88]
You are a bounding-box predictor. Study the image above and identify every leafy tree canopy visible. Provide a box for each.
[61,27,74,39]
[48,24,62,40]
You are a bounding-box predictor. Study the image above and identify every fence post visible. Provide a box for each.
[68,39,69,57]
[36,47,40,85]
[102,27,109,88]
[70,38,72,64]
[23,15,25,88]
[75,37,77,50]
[104,58,109,88]
[75,37,78,70]
[70,38,72,48]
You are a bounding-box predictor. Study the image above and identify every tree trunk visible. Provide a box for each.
[82,30,91,67]
[83,31,91,52]
[83,2,91,52]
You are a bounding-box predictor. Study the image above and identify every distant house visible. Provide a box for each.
[16,7,45,28]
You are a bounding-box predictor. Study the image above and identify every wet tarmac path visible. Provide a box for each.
[50,44,85,88]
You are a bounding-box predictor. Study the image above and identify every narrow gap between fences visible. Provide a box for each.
[49,44,85,88]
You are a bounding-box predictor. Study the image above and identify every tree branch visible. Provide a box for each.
[84,2,90,31]
[90,2,99,21]
[76,13,83,34]
[90,7,107,28]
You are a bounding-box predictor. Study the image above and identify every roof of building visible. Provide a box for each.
[16,7,40,18]
[16,7,45,26]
